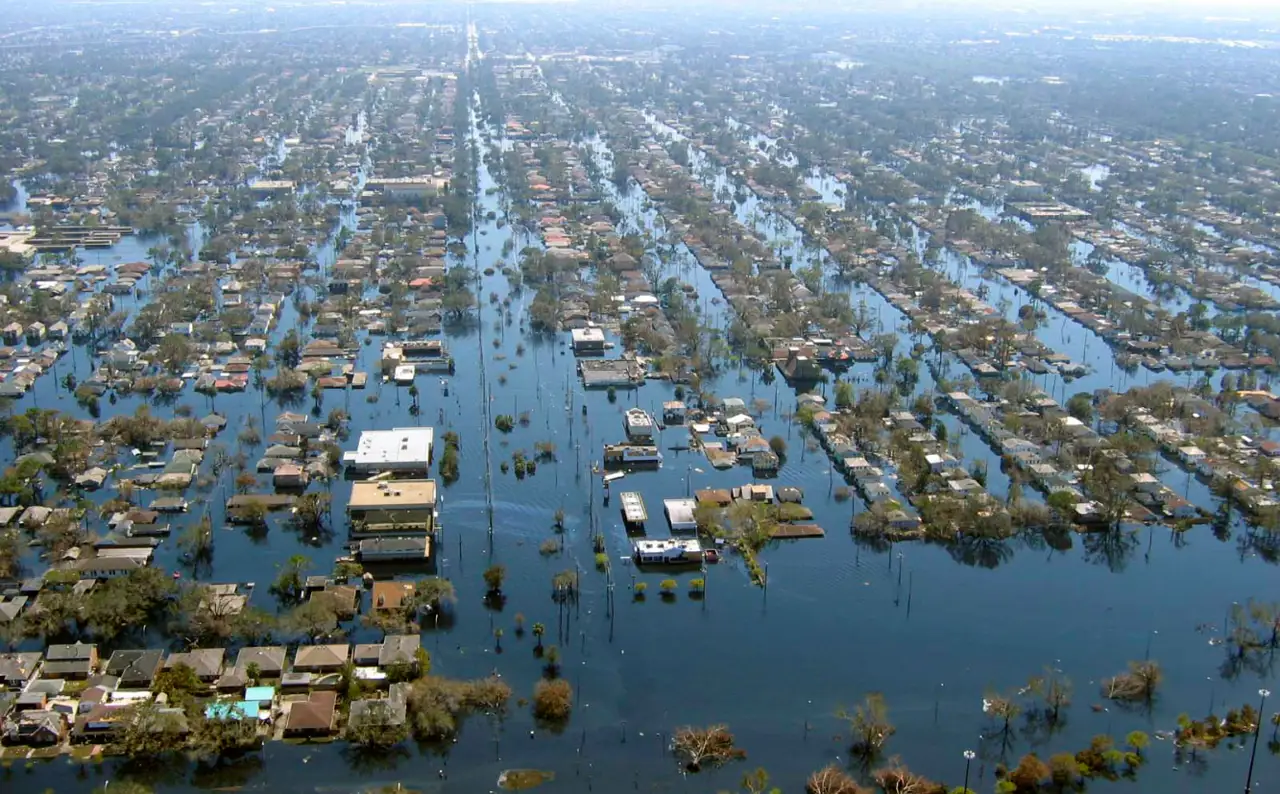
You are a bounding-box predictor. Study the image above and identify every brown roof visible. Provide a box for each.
[293,644,349,670]
[695,489,732,507]
[286,691,337,733]
[371,581,415,611]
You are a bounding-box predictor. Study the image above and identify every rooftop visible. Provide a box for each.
[344,427,434,470]
[349,479,438,510]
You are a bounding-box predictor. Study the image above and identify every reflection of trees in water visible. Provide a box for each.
[1019,706,1069,749]
[948,532,1014,569]
[1238,526,1280,565]
[191,755,265,789]
[343,743,413,775]
[1081,528,1140,573]
[1218,646,1276,683]
[111,754,189,789]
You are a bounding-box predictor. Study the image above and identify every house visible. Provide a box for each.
[347,683,409,733]
[284,690,338,736]
[76,554,150,580]
[43,643,98,679]
[358,536,430,562]
[843,456,873,476]
[74,703,129,741]
[4,709,66,745]
[234,646,287,678]
[105,649,165,689]
[876,508,916,530]
[273,462,308,488]
[371,580,416,612]
[292,644,349,674]
[947,478,983,496]
[311,584,360,620]
[106,339,139,369]
[1162,494,1197,519]
[1178,446,1207,466]
[378,636,421,669]
[1129,472,1161,493]
[2,322,22,345]
[694,488,732,507]
[74,466,109,490]
[0,652,41,689]
[662,401,687,424]
[165,648,225,682]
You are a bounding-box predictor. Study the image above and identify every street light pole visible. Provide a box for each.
[963,749,975,794]
[1245,688,1270,793]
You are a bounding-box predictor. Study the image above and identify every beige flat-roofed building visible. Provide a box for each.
[348,480,437,536]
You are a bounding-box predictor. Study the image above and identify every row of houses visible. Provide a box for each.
[802,395,921,532]
[0,635,424,746]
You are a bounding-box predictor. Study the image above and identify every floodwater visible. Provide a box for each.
[7,88,1280,794]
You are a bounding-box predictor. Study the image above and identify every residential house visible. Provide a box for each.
[371,580,415,612]
[4,709,66,745]
[284,690,338,737]
[292,644,349,674]
[1178,446,1207,467]
[43,643,98,679]
[76,554,150,580]
[0,651,42,689]
[234,646,287,678]
[105,649,165,689]
[273,462,308,488]
[165,648,225,682]
[346,683,409,733]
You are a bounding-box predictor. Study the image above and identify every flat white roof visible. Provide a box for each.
[664,498,697,527]
[571,327,606,342]
[346,428,434,470]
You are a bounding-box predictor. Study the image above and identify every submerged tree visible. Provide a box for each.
[672,724,746,771]
[839,693,896,759]
[1102,661,1163,703]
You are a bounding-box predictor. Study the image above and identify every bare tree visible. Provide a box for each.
[1102,660,1162,702]
[806,765,870,794]
[838,693,895,759]
[671,724,746,771]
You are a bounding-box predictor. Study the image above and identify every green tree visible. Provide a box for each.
[84,568,178,641]
[347,700,409,749]
[113,699,187,759]
[1066,392,1094,424]
[270,554,311,605]
[190,714,261,762]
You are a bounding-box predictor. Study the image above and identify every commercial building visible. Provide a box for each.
[570,326,606,355]
[365,176,449,200]
[343,427,434,474]
[347,480,438,537]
